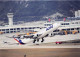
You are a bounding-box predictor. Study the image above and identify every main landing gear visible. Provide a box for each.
[41,38,44,42]
[33,39,36,43]
[33,38,44,43]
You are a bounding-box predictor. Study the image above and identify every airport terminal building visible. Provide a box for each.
[0,11,80,35]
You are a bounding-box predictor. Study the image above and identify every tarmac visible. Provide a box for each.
[0,33,80,49]
[0,48,80,57]
[0,33,80,57]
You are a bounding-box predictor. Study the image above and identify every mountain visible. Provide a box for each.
[0,1,80,22]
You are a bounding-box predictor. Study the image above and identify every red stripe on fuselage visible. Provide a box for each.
[14,38,22,45]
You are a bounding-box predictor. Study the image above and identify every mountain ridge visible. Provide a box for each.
[0,1,80,22]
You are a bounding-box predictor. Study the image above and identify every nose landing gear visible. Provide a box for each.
[41,38,44,42]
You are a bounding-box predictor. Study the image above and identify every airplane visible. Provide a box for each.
[12,23,60,45]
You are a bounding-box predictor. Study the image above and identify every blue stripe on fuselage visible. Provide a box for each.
[46,25,53,31]
[16,38,24,44]
[19,40,24,44]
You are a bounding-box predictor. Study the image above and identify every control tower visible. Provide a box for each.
[75,10,80,17]
[7,13,14,26]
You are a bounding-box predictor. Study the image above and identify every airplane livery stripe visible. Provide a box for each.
[46,25,53,31]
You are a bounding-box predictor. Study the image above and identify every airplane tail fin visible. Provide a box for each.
[14,38,24,45]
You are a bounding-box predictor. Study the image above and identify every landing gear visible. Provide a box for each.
[33,38,44,43]
[33,39,36,43]
[37,38,39,42]
[33,38,40,43]
[41,38,44,42]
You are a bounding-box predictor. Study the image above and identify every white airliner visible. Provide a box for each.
[13,23,60,45]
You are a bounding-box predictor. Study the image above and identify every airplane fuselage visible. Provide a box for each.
[33,23,60,39]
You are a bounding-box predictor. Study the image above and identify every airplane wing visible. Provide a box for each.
[24,34,42,38]
[24,35,34,38]
[6,35,20,38]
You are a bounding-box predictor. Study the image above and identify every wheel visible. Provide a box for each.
[41,38,44,42]
[33,39,36,43]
